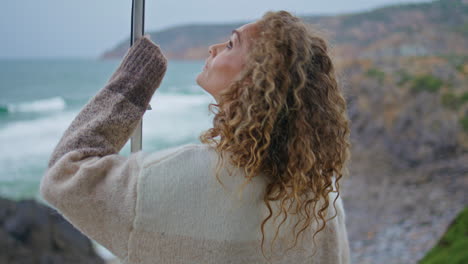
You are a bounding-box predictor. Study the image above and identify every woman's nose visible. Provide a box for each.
[209,42,224,56]
[209,44,217,56]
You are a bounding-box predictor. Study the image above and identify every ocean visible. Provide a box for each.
[0,58,216,202]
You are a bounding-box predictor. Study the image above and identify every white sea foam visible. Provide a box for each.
[150,92,214,112]
[0,111,77,161]
[7,96,66,113]
[142,93,215,144]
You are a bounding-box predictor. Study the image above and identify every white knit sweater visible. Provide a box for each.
[40,35,350,264]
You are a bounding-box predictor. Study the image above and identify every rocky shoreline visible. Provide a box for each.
[0,197,105,264]
[342,143,467,263]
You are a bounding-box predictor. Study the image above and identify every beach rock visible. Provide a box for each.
[342,145,468,264]
[0,197,104,264]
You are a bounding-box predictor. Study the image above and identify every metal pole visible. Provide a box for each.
[129,0,150,153]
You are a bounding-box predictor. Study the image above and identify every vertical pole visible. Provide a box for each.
[130,0,147,153]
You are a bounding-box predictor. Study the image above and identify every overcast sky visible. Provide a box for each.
[0,0,431,59]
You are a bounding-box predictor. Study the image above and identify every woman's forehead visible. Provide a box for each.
[237,22,258,34]
[236,22,260,43]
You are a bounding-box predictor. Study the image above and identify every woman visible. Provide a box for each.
[40,10,351,264]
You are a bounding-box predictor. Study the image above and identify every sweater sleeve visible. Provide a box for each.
[39,35,168,261]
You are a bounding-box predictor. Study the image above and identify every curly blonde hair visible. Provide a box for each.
[199,10,351,260]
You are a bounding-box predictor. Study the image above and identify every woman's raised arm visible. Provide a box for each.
[39,35,167,261]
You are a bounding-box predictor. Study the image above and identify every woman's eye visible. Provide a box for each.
[227,40,233,49]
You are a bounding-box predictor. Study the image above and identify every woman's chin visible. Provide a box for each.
[196,71,206,86]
